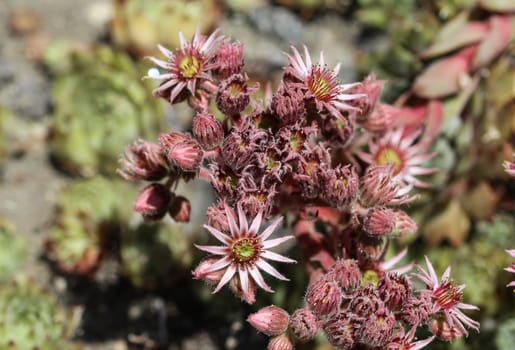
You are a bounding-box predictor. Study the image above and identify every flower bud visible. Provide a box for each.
[400,294,434,327]
[118,139,168,181]
[289,308,319,343]
[362,104,400,133]
[167,138,204,172]
[305,276,342,317]
[192,257,224,284]
[212,40,244,79]
[391,209,418,237]
[168,195,191,222]
[349,285,383,318]
[271,83,306,125]
[322,165,359,209]
[323,312,358,349]
[193,112,224,150]
[377,272,412,311]
[363,207,395,237]
[247,306,289,336]
[216,74,257,115]
[351,73,384,122]
[134,183,172,221]
[428,316,466,340]
[267,333,294,350]
[326,259,362,293]
[359,307,396,347]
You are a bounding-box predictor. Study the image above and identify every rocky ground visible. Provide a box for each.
[0,1,371,349]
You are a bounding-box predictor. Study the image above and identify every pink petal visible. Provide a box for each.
[212,264,237,294]
[262,235,293,250]
[259,216,284,242]
[248,266,273,292]
[203,224,231,245]
[261,250,296,264]
[256,259,289,281]
[194,244,228,255]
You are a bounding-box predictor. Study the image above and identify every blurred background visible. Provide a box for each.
[0,0,513,349]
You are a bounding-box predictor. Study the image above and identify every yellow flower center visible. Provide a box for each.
[375,146,403,175]
[179,55,200,79]
[308,67,338,102]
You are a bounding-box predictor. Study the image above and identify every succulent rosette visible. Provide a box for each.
[0,281,68,349]
[120,221,194,289]
[45,177,136,276]
[45,44,164,177]
[0,219,26,283]
[110,0,221,57]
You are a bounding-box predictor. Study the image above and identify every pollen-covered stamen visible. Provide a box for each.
[374,146,405,175]
[307,66,339,101]
[434,280,462,310]
[176,51,202,79]
[231,237,262,265]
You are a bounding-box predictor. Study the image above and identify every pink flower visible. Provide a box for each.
[194,204,296,303]
[284,45,365,122]
[358,127,437,188]
[505,249,515,288]
[146,27,223,103]
[413,256,480,336]
[504,156,515,177]
[387,326,435,350]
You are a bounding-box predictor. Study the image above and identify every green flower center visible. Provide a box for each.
[179,55,200,79]
[231,238,260,264]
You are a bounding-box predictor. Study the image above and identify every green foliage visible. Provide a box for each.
[120,221,194,288]
[46,176,136,275]
[0,281,66,349]
[0,219,26,283]
[45,43,163,177]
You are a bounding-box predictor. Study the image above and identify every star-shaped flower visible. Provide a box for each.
[194,204,296,303]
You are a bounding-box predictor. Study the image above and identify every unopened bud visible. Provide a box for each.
[267,333,294,350]
[305,276,342,317]
[326,259,362,292]
[216,74,257,115]
[392,210,418,237]
[134,183,172,221]
[289,308,319,343]
[167,138,204,172]
[193,112,224,150]
[363,207,395,237]
[168,195,191,222]
[192,257,224,284]
[247,306,289,336]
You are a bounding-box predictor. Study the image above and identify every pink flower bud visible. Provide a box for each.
[289,308,319,343]
[213,40,244,79]
[134,183,172,221]
[401,294,434,327]
[230,276,257,304]
[392,209,418,237]
[349,285,383,318]
[323,312,358,349]
[167,138,204,172]
[377,273,412,311]
[271,83,306,125]
[192,257,224,284]
[326,259,362,292]
[216,74,257,115]
[361,104,400,133]
[359,308,396,347]
[428,316,467,341]
[363,207,396,237]
[322,165,359,209]
[247,306,290,336]
[158,131,189,151]
[118,139,168,181]
[193,112,224,150]
[351,73,385,122]
[267,333,294,350]
[168,195,191,222]
[306,276,342,317]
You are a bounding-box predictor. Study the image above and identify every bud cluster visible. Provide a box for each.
[118,27,480,349]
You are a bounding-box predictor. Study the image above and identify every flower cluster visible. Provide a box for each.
[118,27,480,348]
